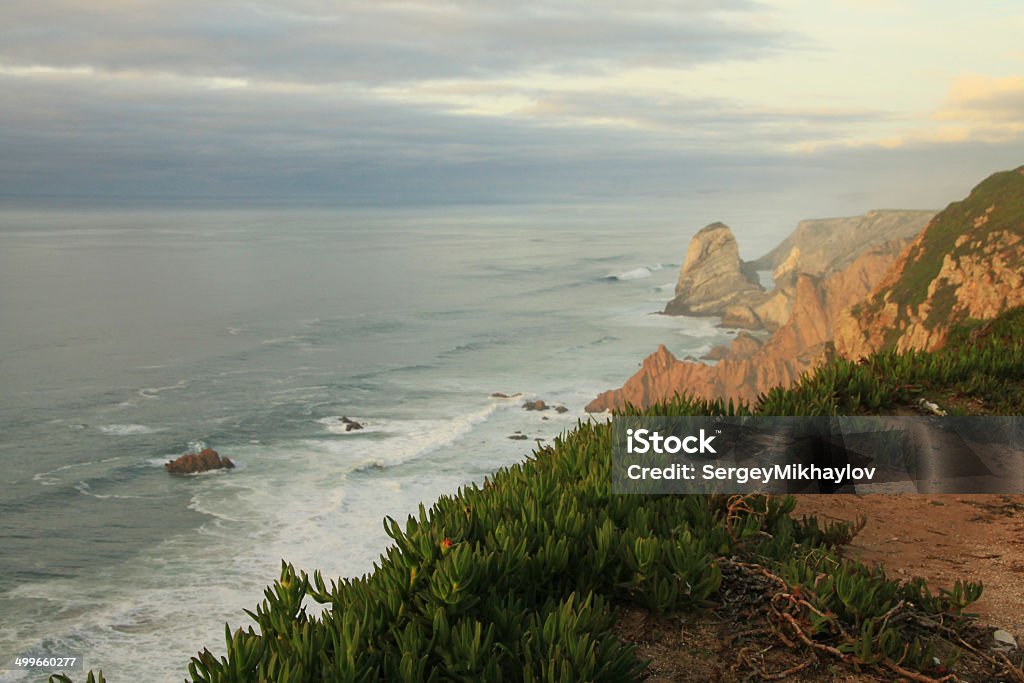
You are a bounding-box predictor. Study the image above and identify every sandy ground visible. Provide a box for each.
[794,493,1024,641]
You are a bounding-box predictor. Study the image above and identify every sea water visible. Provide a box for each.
[0,203,785,681]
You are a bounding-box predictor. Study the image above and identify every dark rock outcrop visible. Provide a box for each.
[339,416,363,432]
[523,400,548,411]
[165,448,235,475]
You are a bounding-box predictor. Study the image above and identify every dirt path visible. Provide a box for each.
[794,493,1024,641]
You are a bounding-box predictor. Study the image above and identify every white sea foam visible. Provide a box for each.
[605,263,670,282]
[672,315,729,337]
[318,416,380,435]
[315,403,502,467]
[606,267,650,281]
[32,457,124,486]
[137,379,187,399]
[185,402,505,536]
[74,481,149,500]
[146,440,222,468]
[1,559,276,683]
[260,335,304,345]
[97,423,162,435]
[8,397,588,681]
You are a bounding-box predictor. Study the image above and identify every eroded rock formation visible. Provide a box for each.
[664,222,764,317]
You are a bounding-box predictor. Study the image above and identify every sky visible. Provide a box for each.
[1,0,1022,208]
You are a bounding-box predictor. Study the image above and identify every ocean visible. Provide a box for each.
[0,203,785,681]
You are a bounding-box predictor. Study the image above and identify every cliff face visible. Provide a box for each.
[588,168,1024,412]
[664,222,764,317]
[586,239,910,411]
[664,211,933,332]
[749,210,935,288]
[835,167,1024,358]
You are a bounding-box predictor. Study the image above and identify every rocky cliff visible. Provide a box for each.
[663,222,764,317]
[588,175,1024,413]
[749,210,935,288]
[587,238,911,411]
[664,211,933,332]
[835,167,1024,358]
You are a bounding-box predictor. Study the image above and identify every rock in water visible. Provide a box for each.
[165,448,235,475]
[664,222,764,317]
[522,400,548,411]
[339,416,364,431]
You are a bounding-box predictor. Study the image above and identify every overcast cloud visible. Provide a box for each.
[1,0,1022,206]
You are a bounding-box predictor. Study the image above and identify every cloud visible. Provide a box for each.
[792,71,1024,153]
[934,74,1024,140]
[0,1,786,84]
[0,54,900,203]
[0,1,1021,206]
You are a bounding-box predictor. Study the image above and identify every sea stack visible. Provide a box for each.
[664,222,763,317]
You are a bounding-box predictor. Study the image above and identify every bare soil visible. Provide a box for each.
[614,494,1024,682]
[794,493,1024,640]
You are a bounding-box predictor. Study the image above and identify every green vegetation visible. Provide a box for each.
[767,305,1024,416]
[56,309,1024,683]
[628,306,1024,418]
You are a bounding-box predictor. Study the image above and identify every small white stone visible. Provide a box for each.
[993,629,1017,648]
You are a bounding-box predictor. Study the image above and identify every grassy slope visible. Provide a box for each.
[854,166,1024,340]
[57,309,1024,683]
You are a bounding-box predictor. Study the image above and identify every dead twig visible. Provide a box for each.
[757,655,816,680]
[994,651,1024,683]
[882,658,961,683]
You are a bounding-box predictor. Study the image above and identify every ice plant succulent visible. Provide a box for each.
[59,308,1024,683]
